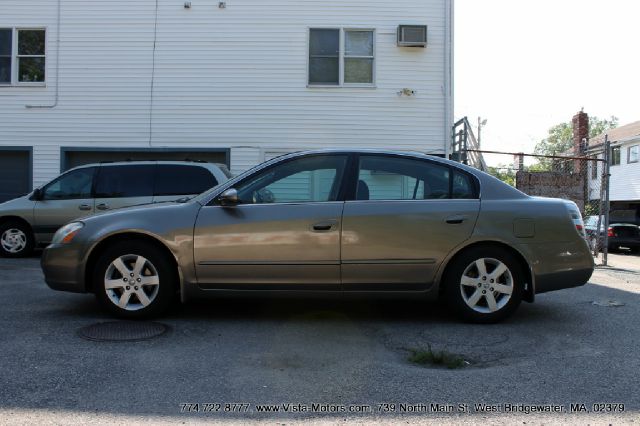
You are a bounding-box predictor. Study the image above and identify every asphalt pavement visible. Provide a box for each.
[0,253,639,425]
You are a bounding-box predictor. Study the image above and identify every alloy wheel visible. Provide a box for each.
[104,254,160,311]
[459,257,514,314]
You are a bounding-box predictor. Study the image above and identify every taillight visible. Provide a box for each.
[607,228,615,237]
[576,224,583,232]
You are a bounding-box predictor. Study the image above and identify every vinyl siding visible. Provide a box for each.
[588,139,640,202]
[610,140,640,201]
[0,0,451,187]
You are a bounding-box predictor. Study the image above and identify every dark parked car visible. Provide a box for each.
[584,215,640,253]
[41,150,594,323]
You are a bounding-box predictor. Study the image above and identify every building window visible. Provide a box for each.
[611,146,621,166]
[308,28,375,87]
[591,156,599,180]
[628,145,639,164]
[0,28,46,85]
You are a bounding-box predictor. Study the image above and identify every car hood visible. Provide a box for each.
[75,200,203,244]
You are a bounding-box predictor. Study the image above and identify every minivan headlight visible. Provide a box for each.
[52,222,84,244]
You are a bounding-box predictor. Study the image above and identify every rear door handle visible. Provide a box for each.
[312,220,338,231]
[446,215,469,224]
[78,204,92,211]
[96,203,110,211]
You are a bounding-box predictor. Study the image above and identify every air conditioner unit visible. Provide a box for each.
[397,25,427,47]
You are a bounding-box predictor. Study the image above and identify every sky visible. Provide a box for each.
[454,0,639,164]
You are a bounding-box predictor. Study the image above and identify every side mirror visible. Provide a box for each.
[218,188,239,206]
[31,188,43,201]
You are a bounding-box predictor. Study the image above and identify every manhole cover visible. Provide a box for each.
[78,321,169,342]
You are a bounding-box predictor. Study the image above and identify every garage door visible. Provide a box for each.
[0,150,31,203]
[63,149,228,171]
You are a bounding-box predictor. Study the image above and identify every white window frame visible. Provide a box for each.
[628,145,639,164]
[307,27,376,88]
[0,27,47,87]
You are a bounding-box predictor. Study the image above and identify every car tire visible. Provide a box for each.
[0,221,35,258]
[93,240,177,319]
[444,246,524,324]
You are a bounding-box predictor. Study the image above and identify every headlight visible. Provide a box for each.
[52,222,84,244]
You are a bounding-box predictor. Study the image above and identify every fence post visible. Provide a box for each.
[603,136,611,266]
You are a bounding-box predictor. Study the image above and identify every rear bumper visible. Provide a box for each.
[534,267,593,294]
[608,237,640,248]
[518,240,594,295]
[41,243,87,293]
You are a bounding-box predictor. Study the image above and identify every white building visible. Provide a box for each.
[588,120,640,222]
[0,0,453,202]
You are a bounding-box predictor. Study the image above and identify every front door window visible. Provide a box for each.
[42,168,94,200]
[234,155,348,204]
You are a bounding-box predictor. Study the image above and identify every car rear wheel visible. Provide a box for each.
[0,221,35,258]
[444,246,524,323]
[93,241,177,319]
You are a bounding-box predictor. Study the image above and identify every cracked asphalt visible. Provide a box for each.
[0,253,639,425]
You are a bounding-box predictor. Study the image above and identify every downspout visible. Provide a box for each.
[148,0,159,147]
[443,0,454,157]
[25,0,61,109]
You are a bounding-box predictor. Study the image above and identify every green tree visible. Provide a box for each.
[533,115,618,170]
[487,165,516,186]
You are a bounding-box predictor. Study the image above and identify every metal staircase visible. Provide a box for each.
[451,117,487,171]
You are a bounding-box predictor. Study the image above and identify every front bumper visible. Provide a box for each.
[41,243,88,293]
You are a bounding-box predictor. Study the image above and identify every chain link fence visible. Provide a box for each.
[462,148,611,265]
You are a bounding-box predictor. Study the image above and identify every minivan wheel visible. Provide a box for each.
[0,221,35,258]
[444,246,524,324]
[93,241,177,319]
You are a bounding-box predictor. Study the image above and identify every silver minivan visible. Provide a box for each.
[0,161,230,257]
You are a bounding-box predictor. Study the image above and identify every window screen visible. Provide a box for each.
[0,29,11,84]
[309,29,339,85]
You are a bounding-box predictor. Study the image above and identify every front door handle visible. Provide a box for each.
[312,220,338,232]
[78,204,92,211]
[96,203,110,211]
[446,215,469,224]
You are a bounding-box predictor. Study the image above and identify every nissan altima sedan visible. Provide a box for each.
[41,150,594,323]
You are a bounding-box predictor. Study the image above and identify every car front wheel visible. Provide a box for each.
[93,241,177,319]
[445,246,524,323]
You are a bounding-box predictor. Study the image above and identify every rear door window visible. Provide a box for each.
[356,156,450,200]
[94,165,155,198]
[154,165,218,196]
